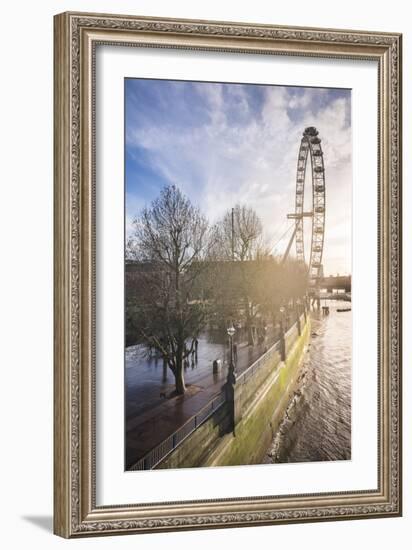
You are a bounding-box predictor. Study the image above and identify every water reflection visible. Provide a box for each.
[265,300,351,463]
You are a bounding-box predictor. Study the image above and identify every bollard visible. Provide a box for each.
[212,359,222,374]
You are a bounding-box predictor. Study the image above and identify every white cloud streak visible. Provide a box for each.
[127,83,352,275]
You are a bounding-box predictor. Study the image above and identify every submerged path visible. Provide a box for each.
[126,325,280,468]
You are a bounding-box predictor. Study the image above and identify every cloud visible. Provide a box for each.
[125,80,352,275]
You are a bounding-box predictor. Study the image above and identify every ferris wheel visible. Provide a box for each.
[282,127,326,283]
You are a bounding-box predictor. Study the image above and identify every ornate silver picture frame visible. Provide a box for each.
[53,11,402,538]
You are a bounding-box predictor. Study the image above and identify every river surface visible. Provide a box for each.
[265,300,352,463]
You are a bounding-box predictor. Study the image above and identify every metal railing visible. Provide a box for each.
[237,339,281,385]
[130,390,226,471]
[237,316,302,385]
[285,319,298,339]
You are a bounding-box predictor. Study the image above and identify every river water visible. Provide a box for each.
[265,300,352,463]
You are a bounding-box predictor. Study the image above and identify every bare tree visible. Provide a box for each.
[211,204,266,262]
[210,205,268,345]
[127,184,211,395]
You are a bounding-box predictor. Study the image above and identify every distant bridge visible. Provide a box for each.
[316,275,351,293]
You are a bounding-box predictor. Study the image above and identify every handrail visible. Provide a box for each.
[130,390,226,470]
[237,315,304,384]
[285,320,298,338]
[237,339,281,384]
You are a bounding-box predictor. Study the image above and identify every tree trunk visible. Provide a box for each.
[174,342,186,395]
[175,361,186,394]
[162,358,168,383]
[245,299,255,346]
[247,323,255,346]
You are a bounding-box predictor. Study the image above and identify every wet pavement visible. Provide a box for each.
[125,325,280,468]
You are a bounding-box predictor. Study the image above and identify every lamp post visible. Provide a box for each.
[296,298,302,335]
[279,306,286,361]
[225,323,238,434]
[279,306,285,333]
[226,324,236,385]
[305,291,310,311]
[302,295,307,322]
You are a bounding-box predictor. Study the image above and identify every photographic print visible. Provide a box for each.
[124,78,352,471]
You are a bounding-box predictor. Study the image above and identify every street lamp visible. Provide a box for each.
[279,306,286,361]
[227,325,236,338]
[225,323,237,434]
[296,298,302,335]
[279,306,285,332]
[227,324,236,384]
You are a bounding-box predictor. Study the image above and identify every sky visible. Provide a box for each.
[125,78,352,276]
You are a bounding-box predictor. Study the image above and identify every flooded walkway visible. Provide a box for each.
[126,325,279,468]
